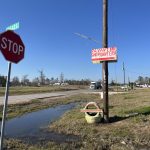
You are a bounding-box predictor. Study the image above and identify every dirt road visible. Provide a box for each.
[0,89,122,105]
[0,90,86,105]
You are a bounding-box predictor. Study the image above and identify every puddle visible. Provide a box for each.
[0,103,77,139]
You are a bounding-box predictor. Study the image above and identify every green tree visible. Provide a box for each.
[0,76,6,87]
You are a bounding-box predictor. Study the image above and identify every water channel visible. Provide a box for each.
[0,103,78,140]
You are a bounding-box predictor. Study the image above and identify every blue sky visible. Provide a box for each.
[0,0,150,83]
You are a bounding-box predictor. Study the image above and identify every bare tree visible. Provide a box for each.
[32,77,40,86]
[21,75,30,86]
[45,78,50,85]
[137,76,144,84]
[50,77,55,84]
[60,72,64,84]
[12,76,20,86]
[38,70,45,85]
[145,77,149,84]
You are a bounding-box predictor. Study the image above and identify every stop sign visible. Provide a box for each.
[0,30,25,63]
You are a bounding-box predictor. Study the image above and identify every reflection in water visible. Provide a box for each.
[0,103,77,138]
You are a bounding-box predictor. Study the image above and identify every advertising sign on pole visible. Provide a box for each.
[92,47,117,64]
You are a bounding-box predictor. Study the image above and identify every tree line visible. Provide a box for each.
[1,72,149,87]
[0,71,91,87]
[135,76,150,85]
[110,76,150,86]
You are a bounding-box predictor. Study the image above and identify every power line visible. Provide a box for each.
[74,32,100,44]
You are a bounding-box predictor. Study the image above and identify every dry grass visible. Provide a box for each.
[0,85,86,96]
[0,93,98,120]
[47,89,150,150]
[3,89,150,149]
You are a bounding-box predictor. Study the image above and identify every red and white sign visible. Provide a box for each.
[92,47,117,63]
[0,30,25,64]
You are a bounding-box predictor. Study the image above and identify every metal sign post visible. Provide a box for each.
[0,62,12,150]
[0,23,24,150]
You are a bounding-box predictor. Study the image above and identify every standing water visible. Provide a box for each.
[0,103,77,138]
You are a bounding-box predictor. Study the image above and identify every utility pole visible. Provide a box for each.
[102,0,109,123]
[123,62,125,85]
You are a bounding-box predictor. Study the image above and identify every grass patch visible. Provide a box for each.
[0,93,99,120]
[46,89,150,149]
[0,85,85,96]
[4,139,42,150]
[134,106,150,115]
[3,89,150,149]
[125,106,150,115]
[111,127,132,137]
[124,95,136,99]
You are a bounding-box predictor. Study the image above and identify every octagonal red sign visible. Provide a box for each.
[0,30,25,64]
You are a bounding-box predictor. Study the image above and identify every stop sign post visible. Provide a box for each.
[0,30,25,150]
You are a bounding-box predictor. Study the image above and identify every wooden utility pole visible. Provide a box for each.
[123,62,125,85]
[102,0,109,123]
